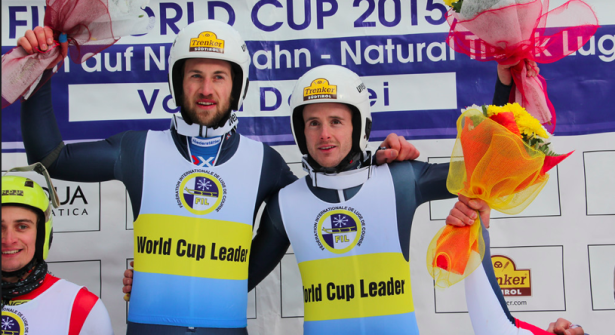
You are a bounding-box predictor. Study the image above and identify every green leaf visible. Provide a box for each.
[451,1,463,13]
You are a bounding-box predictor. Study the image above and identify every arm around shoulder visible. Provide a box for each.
[248,192,291,291]
[261,144,298,191]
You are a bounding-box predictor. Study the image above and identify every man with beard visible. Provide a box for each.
[16,20,417,335]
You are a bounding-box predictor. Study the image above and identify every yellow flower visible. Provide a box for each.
[487,103,549,139]
[443,0,459,6]
[506,103,549,139]
[516,112,549,139]
[486,105,504,117]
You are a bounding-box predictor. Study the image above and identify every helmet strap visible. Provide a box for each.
[172,112,238,138]
[302,150,374,190]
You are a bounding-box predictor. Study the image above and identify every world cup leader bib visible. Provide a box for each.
[129,130,262,328]
[279,164,418,335]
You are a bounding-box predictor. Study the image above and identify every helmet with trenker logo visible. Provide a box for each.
[289,65,373,172]
[168,19,250,127]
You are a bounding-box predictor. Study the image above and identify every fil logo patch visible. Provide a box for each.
[176,171,227,215]
[303,78,337,101]
[1,308,28,335]
[189,31,225,53]
[492,255,531,296]
[315,207,365,254]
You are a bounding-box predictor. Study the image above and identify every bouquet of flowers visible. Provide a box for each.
[443,0,598,132]
[2,0,151,109]
[427,102,572,288]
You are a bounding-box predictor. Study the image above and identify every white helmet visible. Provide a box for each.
[290,65,372,157]
[168,20,250,124]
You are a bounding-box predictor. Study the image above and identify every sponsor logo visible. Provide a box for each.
[356,82,366,93]
[1,308,28,335]
[303,78,337,101]
[191,137,222,147]
[314,207,365,254]
[176,171,227,215]
[492,255,531,296]
[1,190,23,196]
[190,31,225,53]
[47,185,92,218]
[228,112,238,125]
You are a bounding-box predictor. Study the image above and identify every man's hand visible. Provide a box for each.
[446,194,491,228]
[375,133,420,165]
[123,261,134,301]
[17,26,68,70]
[497,58,540,86]
[546,318,585,335]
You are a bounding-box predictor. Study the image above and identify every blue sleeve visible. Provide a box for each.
[248,192,290,291]
[20,78,147,218]
[253,145,297,222]
[246,144,296,290]
[390,161,454,262]
[411,161,454,204]
[493,76,513,106]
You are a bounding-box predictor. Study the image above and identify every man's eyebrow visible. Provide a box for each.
[14,218,36,224]
[186,69,230,76]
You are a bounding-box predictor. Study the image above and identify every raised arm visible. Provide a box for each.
[17,27,147,184]
[17,27,149,219]
[494,59,539,106]
[21,79,142,182]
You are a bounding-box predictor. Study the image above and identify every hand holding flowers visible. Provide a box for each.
[1,0,151,109]
[442,0,598,132]
[427,102,572,288]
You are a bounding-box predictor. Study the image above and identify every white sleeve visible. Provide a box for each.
[79,299,115,335]
[465,263,533,335]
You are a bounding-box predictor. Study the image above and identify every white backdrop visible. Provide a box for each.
[2,0,615,334]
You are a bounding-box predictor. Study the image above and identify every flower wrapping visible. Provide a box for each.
[445,0,598,132]
[1,0,150,109]
[427,104,572,288]
[427,217,485,289]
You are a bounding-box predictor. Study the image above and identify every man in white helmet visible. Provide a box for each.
[16,20,417,334]
[246,65,584,335]
[2,165,114,335]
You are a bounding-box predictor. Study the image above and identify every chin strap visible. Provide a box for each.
[172,112,238,138]
[302,151,374,190]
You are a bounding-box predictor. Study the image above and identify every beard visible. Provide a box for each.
[181,95,232,128]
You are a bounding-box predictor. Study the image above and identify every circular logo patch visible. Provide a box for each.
[317,209,362,254]
[1,310,26,335]
[179,172,224,215]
